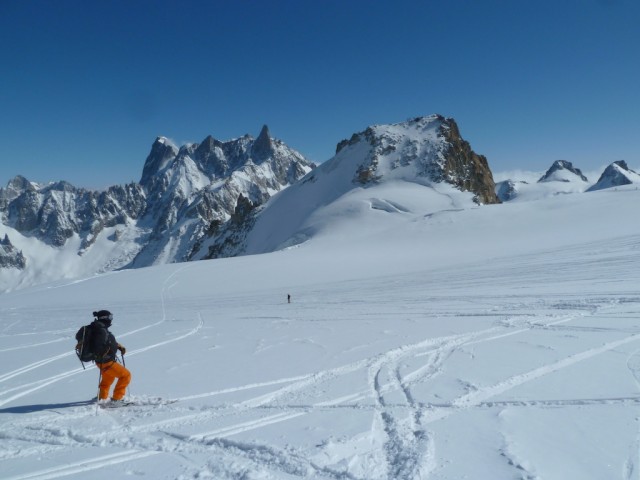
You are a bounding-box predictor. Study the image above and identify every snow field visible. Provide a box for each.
[1,188,640,479]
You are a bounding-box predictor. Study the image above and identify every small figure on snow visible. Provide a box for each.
[287,294,291,304]
[91,310,131,404]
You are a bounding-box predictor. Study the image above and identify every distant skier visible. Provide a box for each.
[91,310,131,404]
[287,294,291,304]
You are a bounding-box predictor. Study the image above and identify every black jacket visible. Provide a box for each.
[90,320,119,363]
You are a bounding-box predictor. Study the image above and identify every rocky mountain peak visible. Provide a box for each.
[139,136,179,187]
[195,135,223,158]
[1,175,36,205]
[251,124,274,161]
[587,160,640,192]
[337,115,499,204]
[0,234,26,269]
[7,175,35,193]
[538,160,588,183]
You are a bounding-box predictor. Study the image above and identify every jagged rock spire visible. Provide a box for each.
[251,125,274,161]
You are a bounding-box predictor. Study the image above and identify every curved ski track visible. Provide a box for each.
[5,297,640,479]
[2,261,640,480]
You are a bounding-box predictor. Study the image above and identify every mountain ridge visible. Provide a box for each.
[6,115,632,292]
[203,115,499,258]
[0,125,315,289]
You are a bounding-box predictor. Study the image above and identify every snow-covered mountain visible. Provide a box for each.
[0,126,314,291]
[3,115,638,294]
[1,177,146,248]
[586,160,640,191]
[0,116,499,291]
[538,160,589,183]
[203,115,499,257]
[130,125,314,266]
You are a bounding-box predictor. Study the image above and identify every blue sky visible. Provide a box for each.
[1,0,638,188]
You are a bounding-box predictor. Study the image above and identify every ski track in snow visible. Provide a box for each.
[625,349,640,480]
[5,304,640,479]
[3,450,161,480]
[3,261,640,480]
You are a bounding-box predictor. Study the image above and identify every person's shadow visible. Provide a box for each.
[0,400,94,414]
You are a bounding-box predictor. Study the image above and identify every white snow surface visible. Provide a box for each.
[1,184,640,479]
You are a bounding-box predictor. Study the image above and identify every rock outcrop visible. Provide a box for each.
[0,234,26,269]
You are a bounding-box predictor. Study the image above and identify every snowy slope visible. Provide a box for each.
[0,221,145,292]
[1,185,640,479]
[241,115,491,255]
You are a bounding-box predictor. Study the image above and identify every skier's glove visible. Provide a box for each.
[118,344,126,355]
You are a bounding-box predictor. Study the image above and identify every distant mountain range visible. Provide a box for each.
[0,115,637,291]
[495,159,639,202]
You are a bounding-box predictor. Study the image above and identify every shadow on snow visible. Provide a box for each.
[0,400,94,414]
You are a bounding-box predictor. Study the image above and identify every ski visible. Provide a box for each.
[97,396,177,409]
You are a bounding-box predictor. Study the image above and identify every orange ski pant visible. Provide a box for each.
[97,361,131,400]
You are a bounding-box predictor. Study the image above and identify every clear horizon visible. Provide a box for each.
[1,0,639,189]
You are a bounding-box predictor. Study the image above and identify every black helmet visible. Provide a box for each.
[93,310,113,327]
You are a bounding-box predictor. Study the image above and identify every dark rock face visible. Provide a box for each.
[0,234,26,269]
[496,180,522,202]
[139,138,179,189]
[538,160,589,183]
[438,117,500,204]
[251,125,275,162]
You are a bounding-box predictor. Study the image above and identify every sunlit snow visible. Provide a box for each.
[1,181,640,479]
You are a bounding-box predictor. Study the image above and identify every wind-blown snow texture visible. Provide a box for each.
[1,182,640,480]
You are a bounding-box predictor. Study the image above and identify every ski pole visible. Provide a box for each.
[76,350,86,370]
[120,353,130,397]
[96,367,102,415]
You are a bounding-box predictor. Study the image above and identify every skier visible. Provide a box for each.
[91,310,131,404]
[287,294,291,304]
